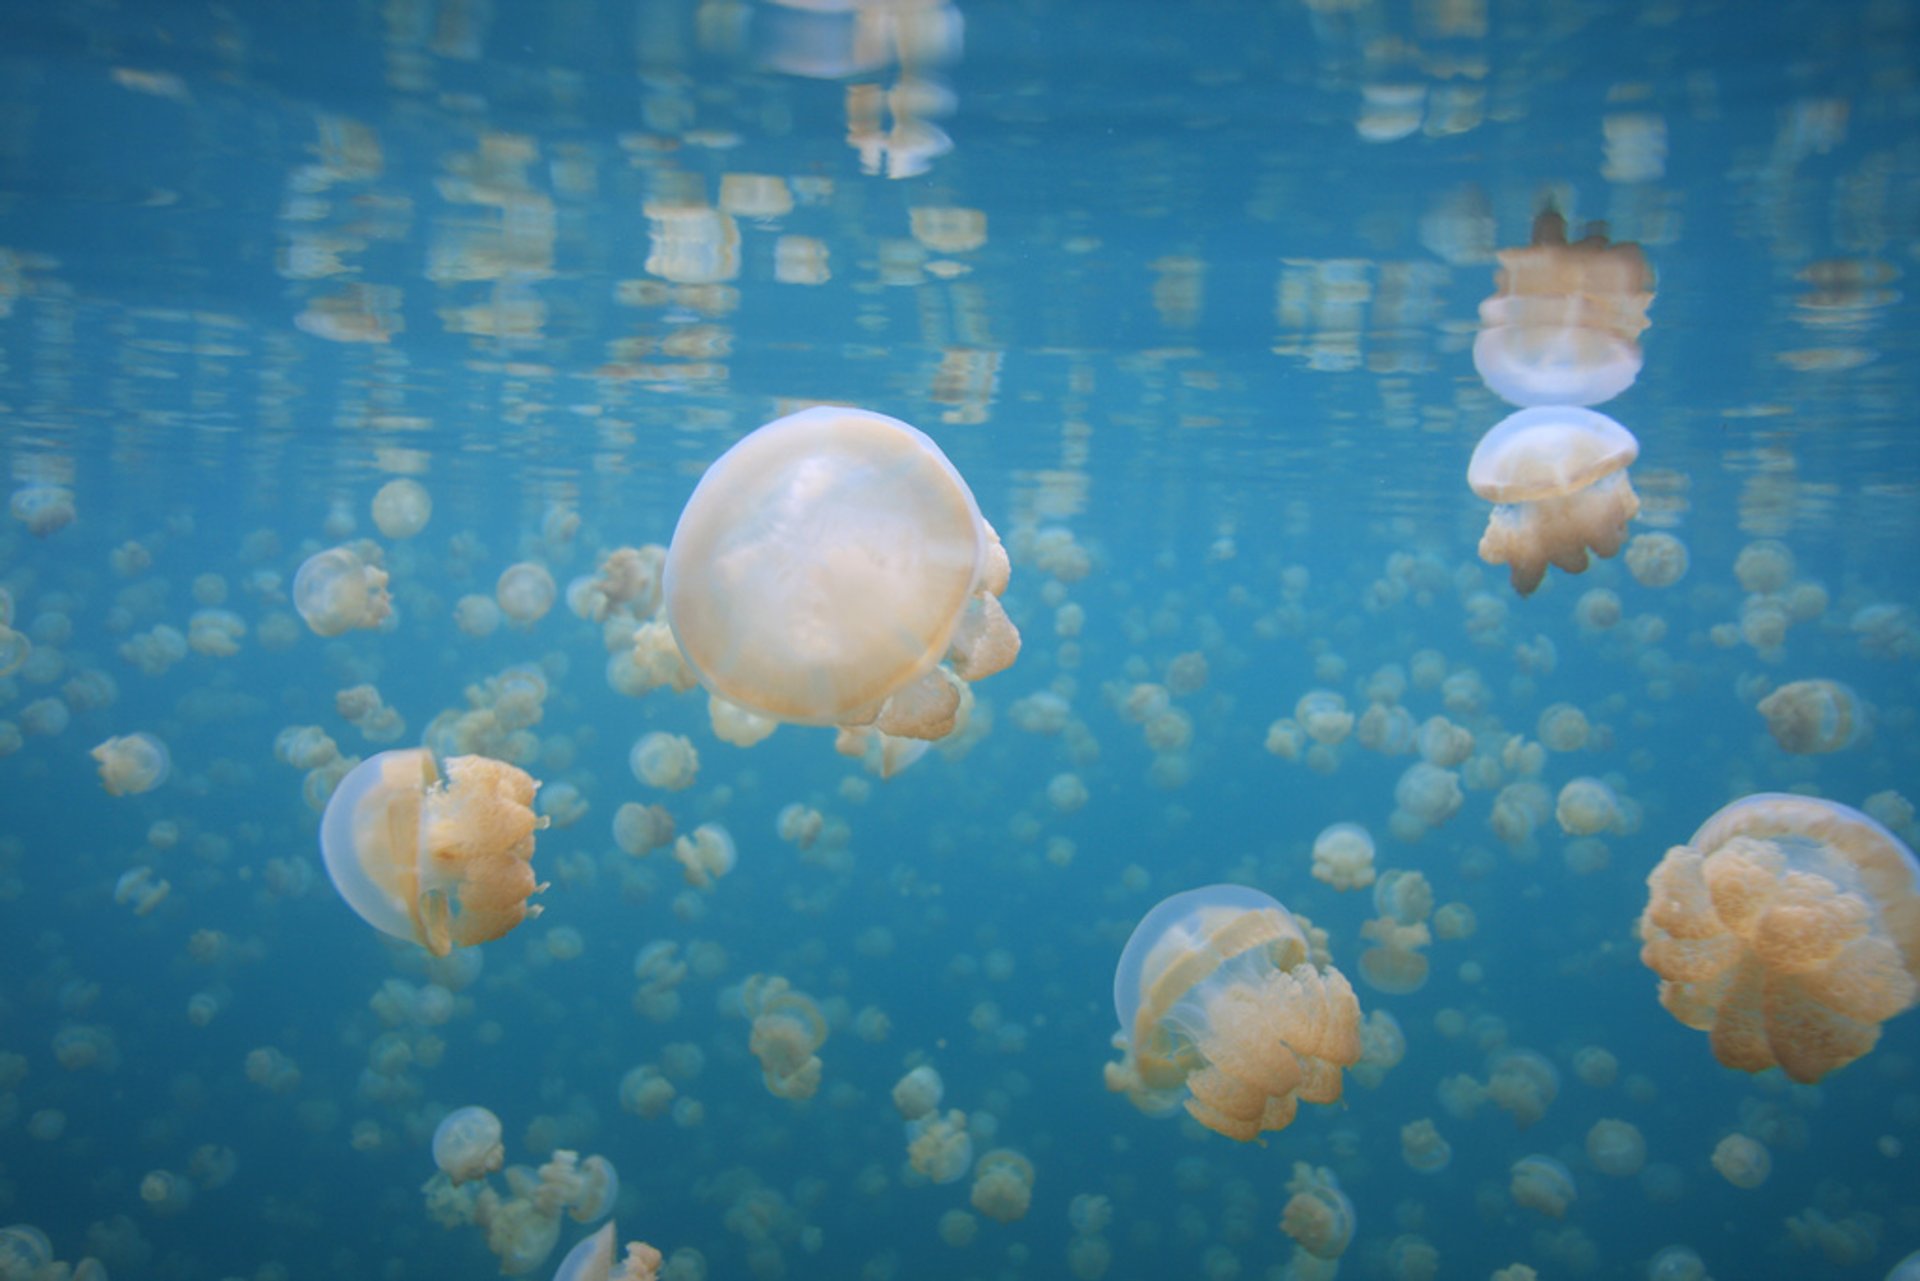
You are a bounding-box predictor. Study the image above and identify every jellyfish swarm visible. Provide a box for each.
[1472,209,1653,409]
[663,406,1020,742]
[1469,407,1640,597]
[1105,885,1362,1142]
[1639,794,1920,1082]
[320,748,550,957]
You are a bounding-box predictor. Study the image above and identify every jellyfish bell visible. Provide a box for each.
[1468,406,1641,597]
[294,545,392,636]
[432,1105,505,1185]
[1757,679,1865,755]
[319,748,550,957]
[663,405,1019,741]
[91,732,171,795]
[1473,208,1654,408]
[1106,884,1362,1142]
[1639,793,1920,1082]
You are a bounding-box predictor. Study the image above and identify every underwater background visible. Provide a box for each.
[1,0,1919,1277]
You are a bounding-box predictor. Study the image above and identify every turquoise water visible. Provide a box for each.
[2,0,1919,1277]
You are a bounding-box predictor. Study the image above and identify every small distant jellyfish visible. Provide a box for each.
[1639,793,1920,1082]
[1400,1118,1451,1173]
[969,1149,1036,1223]
[1473,208,1654,409]
[663,405,1021,741]
[1278,1162,1355,1260]
[892,1064,943,1120]
[432,1105,505,1184]
[1311,823,1377,891]
[294,546,392,636]
[1625,532,1689,588]
[1509,1155,1577,1218]
[319,748,550,956]
[497,562,557,626]
[10,484,76,537]
[1105,884,1362,1142]
[371,478,433,540]
[631,732,699,791]
[1555,777,1623,836]
[91,733,171,795]
[1710,1133,1770,1188]
[1585,1118,1647,1177]
[1469,407,1640,597]
[1757,679,1863,755]
[741,974,827,1100]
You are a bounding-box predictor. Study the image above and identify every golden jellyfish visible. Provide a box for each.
[1584,1118,1646,1177]
[432,1106,505,1185]
[1469,407,1640,597]
[319,748,550,957]
[968,1148,1035,1223]
[1626,531,1689,588]
[1757,679,1863,755]
[663,406,1020,741]
[1638,793,1920,1082]
[1508,1155,1577,1218]
[1279,1162,1355,1260]
[1105,884,1363,1142]
[906,1108,973,1183]
[1311,823,1376,891]
[497,562,557,626]
[1555,777,1623,836]
[1400,1118,1451,1173]
[293,545,392,636]
[891,1064,943,1120]
[90,733,170,795]
[630,732,699,792]
[1710,1133,1770,1188]
[371,478,432,539]
[551,1222,664,1281]
[1473,208,1653,408]
[741,974,826,1100]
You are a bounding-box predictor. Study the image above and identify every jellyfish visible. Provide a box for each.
[663,406,1020,740]
[319,748,550,957]
[91,733,170,796]
[1311,823,1376,891]
[1279,1163,1355,1260]
[1469,407,1640,597]
[968,1149,1035,1223]
[1625,531,1689,587]
[1757,679,1863,755]
[905,1108,973,1183]
[1105,884,1363,1142]
[1400,1118,1451,1173]
[1638,793,1920,1082]
[1710,1133,1770,1188]
[1585,1118,1646,1177]
[892,1064,943,1120]
[433,1106,505,1185]
[371,478,432,540]
[293,545,392,636]
[1555,777,1623,836]
[1472,208,1653,408]
[672,824,737,891]
[1509,1155,1577,1218]
[741,974,826,1100]
[630,732,699,792]
[497,563,557,626]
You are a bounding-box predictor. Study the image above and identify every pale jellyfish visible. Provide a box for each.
[906,1109,973,1184]
[1625,531,1689,587]
[968,1149,1035,1222]
[1105,885,1363,1141]
[1469,407,1640,597]
[892,1064,943,1120]
[1647,1246,1710,1281]
[1473,208,1653,408]
[1638,794,1920,1082]
[671,824,736,890]
[708,695,777,748]
[630,732,698,791]
[1585,1118,1646,1176]
[612,803,675,857]
[741,974,826,1100]
[433,1106,505,1184]
[1400,1118,1451,1173]
[319,748,550,956]
[91,733,170,795]
[1757,679,1863,754]
[455,594,504,638]
[1537,703,1590,752]
[371,478,432,539]
[497,563,557,626]
[1555,777,1623,836]
[1509,1155,1577,1218]
[10,484,76,536]
[1311,823,1376,891]
[1278,1162,1355,1259]
[1710,1133,1770,1188]
[294,546,392,636]
[663,406,1020,740]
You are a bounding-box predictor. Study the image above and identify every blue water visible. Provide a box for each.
[2,0,1919,1277]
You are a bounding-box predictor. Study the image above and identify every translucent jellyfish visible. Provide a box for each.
[1710,1133,1770,1188]
[1400,1118,1451,1173]
[319,748,550,957]
[630,732,699,792]
[1311,823,1376,891]
[1555,777,1623,836]
[1469,407,1640,597]
[1638,794,1920,1082]
[671,824,737,890]
[1625,531,1689,588]
[1509,1155,1577,1218]
[1279,1162,1354,1259]
[294,546,392,636]
[968,1149,1035,1222]
[741,974,826,1100]
[663,406,1020,739]
[1647,1246,1709,1281]
[1757,679,1863,755]
[497,563,557,626]
[892,1064,943,1120]
[91,733,170,796]
[906,1108,973,1183]
[371,478,432,539]
[1585,1118,1646,1177]
[10,483,76,536]
[1295,691,1354,745]
[1473,208,1653,408]
[1105,885,1363,1142]
[433,1106,505,1185]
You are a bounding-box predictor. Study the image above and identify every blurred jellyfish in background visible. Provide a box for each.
[370,478,432,540]
[664,406,1019,744]
[1105,884,1362,1141]
[320,748,550,956]
[433,1105,506,1185]
[1278,1162,1355,1259]
[1468,407,1641,597]
[968,1148,1035,1222]
[1509,1154,1577,1218]
[1756,679,1865,755]
[1639,793,1920,1081]
[293,544,392,636]
[90,732,170,795]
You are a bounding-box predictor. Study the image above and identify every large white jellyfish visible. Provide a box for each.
[663,406,1020,741]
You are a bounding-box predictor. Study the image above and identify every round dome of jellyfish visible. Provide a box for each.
[432,1105,504,1184]
[371,478,432,539]
[319,748,551,957]
[294,545,392,636]
[1472,208,1654,408]
[1311,823,1376,891]
[630,732,699,792]
[663,405,1020,739]
[1555,777,1623,836]
[1638,793,1920,1082]
[1710,1133,1771,1188]
[1279,1162,1355,1260]
[892,1064,943,1119]
[90,732,170,795]
[1400,1118,1451,1173]
[1509,1155,1577,1218]
[1585,1118,1647,1177]
[1469,407,1640,597]
[1105,884,1363,1142]
[496,562,557,626]
[1757,679,1864,755]
[968,1148,1035,1222]
[1626,531,1689,588]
